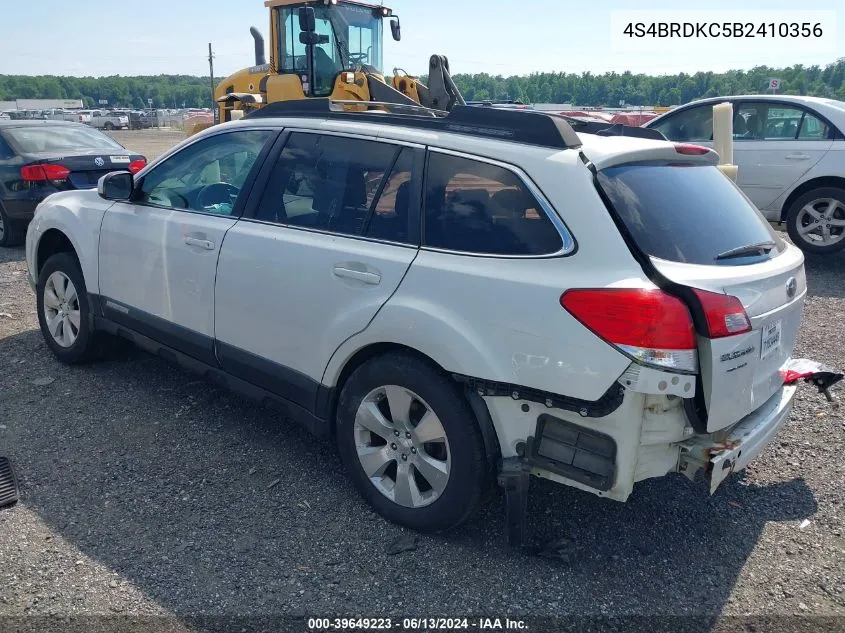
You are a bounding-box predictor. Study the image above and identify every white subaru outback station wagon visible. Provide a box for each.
[24,100,841,542]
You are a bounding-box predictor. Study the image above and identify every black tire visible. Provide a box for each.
[0,203,27,247]
[36,253,101,364]
[104,122,115,131]
[785,187,845,255]
[336,353,488,533]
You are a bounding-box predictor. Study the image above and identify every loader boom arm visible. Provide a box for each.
[416,55,466,112]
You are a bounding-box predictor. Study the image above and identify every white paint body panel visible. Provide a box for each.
[25,190,113,292]
[98,202,236,337]
[215,222,418,384]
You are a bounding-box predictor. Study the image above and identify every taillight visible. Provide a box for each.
[128,159,146,174]
[692,288,751,338]
[674,143,711,155]
[20,164,70,181]
[561,288,697,372]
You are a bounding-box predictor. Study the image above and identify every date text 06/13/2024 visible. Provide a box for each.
[306,617,529,630]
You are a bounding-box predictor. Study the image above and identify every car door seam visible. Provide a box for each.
[319,247,421,388]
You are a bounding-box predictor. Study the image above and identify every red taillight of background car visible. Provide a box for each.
[560,288,697,372]
[128,159,147,174]
[20,164,71,182]
[692,288,752,338]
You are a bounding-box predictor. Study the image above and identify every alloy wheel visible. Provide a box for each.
[795,198,845,247]
[42,271,81,348]
[353,385,451,508]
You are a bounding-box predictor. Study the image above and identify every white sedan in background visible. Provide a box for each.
[646,95,845,255]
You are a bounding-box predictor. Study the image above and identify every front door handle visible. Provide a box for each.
[785,153,811,160]
[333,266,381,285]
[184,236,215,250]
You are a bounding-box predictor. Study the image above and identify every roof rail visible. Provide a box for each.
[245,98,583,150]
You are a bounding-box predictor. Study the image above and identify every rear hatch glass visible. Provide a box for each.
[596,162,783,266]
[596,162,805,432]
[4,125,125,154]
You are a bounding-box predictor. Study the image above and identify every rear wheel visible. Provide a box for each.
[336,353,487,533]
[104,122,115,131]
[0,203,26,247]
[36,253,101,364]
[785,187,845,254]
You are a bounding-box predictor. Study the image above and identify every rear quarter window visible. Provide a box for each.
[423,152,565,256]
[597,163,783,266]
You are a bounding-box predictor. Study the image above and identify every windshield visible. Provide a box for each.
[4,125,125,153]
[278,3,383,96]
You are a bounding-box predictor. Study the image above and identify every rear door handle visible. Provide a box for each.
[785,153,811,160]
[184,236,215,250]
[333,266,381,285]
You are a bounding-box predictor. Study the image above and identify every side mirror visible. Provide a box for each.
[390,17,401,41]
[98,171,133,201]
[298,6,316,32]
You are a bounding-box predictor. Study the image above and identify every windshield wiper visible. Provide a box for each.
[714,240,776,261]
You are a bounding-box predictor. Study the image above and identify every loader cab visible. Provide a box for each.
[269,0,398,97]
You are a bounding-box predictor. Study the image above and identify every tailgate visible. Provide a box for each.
[651,249,805,431]
[595,160,807,432]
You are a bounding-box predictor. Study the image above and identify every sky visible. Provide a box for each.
[0,0,842,79]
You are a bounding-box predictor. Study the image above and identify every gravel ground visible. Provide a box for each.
[0,131,844,631]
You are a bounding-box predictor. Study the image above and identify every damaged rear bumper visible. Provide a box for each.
[679,384,797,493]
[678,358,841,494]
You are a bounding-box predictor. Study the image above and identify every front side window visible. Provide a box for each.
[652,105,714,142]
[254,132,409,239]
[137,130,273,215]
[423,153,564,256]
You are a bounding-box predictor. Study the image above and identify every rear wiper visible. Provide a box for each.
[714,241,776,261]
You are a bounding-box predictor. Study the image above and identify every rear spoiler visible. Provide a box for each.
[555,115,668,141]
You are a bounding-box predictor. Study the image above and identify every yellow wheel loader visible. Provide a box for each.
[197,0,465,134]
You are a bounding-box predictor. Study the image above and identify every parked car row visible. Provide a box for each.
[17,102,840,537]
[0,120,146,246]
[0,108,198,131]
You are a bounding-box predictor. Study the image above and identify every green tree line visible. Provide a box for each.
[449,59,845,105]
[0,75,213,109]
[2,59,844,108]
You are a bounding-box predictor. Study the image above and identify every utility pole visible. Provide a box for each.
[208,42,217,122]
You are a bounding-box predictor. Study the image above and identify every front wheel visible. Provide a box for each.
[336,353,487,533]
[104,122,115,130]
[785,187,845,254]
[36,253,101,364]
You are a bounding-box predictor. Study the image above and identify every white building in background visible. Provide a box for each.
[3,99,84,110]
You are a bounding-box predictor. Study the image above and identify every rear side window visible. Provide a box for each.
[253,132,409,239]
[597,163,782,266]
[423,152,563,255]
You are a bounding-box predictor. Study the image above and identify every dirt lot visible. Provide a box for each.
[1,130,844,631]
[108,129,187,161]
